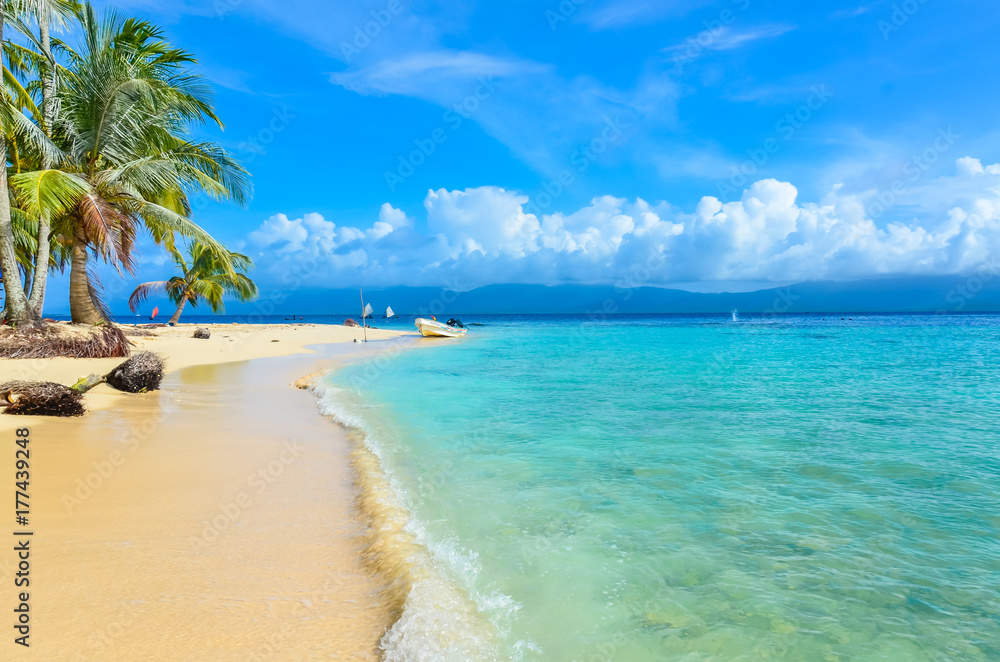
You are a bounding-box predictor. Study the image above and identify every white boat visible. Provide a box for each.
[415,318,468,338]
[386,306,396,319]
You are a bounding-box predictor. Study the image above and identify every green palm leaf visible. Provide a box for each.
[9,168,91,217]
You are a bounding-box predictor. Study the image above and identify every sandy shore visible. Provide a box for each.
[1,323,405,433]
[0,323,415,660]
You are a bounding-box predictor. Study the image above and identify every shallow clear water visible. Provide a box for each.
[318,314,1000,661]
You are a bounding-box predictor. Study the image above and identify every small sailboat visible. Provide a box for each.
[150,306,159,321]
[415,317,468,338]
[386,306,396,320]
[358,289,373,342]
[731,309,739,322]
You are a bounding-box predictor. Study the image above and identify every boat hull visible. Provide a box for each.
[414,318,468,338]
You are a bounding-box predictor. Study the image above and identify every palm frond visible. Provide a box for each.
[77,193,136,274]
[126,278,183,312]
[10,169,91,218]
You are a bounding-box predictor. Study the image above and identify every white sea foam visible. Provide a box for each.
[312,380,527,661]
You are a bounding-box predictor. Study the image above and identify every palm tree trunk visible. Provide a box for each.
[38,9,55,132]
[0,18,36,326]
[167,293,190,325]
[28,8,56,316]
[27,212,51,315]
[69,228,104,325]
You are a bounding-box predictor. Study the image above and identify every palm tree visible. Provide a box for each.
[0,4,34,324]
[128,241,257,325]
[17,5,250,325]
[1,4,249,326]
[0,1,73,324]
[9,0,79,315]
[61,6,250,325]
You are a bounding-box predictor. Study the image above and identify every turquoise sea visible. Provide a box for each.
[315,314,1000,661]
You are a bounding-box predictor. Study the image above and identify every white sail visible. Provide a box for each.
[386,306,396,319]
[363,303,374,318]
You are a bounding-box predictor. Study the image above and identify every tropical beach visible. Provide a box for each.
[0,323,411,660]
[2,0,1000,660]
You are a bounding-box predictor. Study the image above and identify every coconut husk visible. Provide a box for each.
[0,381,85,417]
[105,352,165,393]
[0,323,132,359]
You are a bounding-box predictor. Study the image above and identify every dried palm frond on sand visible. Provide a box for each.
[0,381,86,417]
[105,352,165,393]
[2,352,165,417]
[0,324,132,359]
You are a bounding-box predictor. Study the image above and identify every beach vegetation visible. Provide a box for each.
[128,240,257,324]
[9,0,80,317]
[0,2,252,335]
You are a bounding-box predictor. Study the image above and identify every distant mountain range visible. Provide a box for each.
[202,275,1000,317]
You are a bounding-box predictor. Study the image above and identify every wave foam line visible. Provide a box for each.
[312,381,509,661]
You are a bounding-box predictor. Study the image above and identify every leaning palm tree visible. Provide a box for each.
[17,5,251,325]
[128,241,257,325]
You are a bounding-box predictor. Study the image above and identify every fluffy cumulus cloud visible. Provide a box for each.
[244,158,1000,290]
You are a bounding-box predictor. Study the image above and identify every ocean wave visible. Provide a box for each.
[311,380,522,661]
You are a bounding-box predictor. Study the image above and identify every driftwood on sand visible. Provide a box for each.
[0,381,86,417]
[344,319,360,327]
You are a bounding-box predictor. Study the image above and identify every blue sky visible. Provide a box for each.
[46,0,1000,312]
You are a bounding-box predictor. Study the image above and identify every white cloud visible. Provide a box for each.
[244,157,1000,289]
[247,212,336,254]
[330,46,674,176]
[709,24,797,50]
[664,24,797,54]
[957,157,985,176]
[425,187,542,258]
[957,157,1000,177]
[330,50,550,96]
[379,203,412,228]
